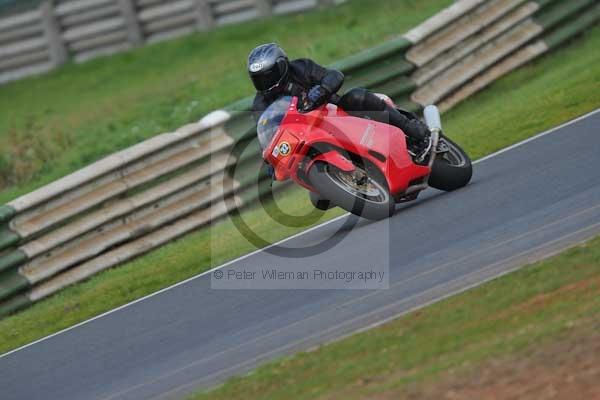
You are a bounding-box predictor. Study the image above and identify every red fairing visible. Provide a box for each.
[305,151,355,174]
[262,97,431,196]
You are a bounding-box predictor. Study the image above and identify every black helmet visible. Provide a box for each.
[248,43,289,93]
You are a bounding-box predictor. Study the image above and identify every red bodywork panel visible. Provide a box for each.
[306,151,355,174]
[262,97,430,196]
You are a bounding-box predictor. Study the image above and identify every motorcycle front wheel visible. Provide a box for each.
[308,161,394,220]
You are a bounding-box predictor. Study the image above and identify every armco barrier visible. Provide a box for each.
[0,0,598,317]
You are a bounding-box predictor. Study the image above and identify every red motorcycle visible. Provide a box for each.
[258,95,472,220]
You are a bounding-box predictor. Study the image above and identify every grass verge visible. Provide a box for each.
[188,235,600,400]
[0,0,452,202]
[0,22,599,356]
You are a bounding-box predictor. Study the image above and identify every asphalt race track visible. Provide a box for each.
[1,110,599,400]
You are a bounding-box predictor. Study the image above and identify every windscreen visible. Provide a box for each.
[257,96,292,150]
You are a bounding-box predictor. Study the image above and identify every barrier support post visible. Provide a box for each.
[40,0,67,66]
[255,0,273,17]
[195,0,216,31]
[118,0,143,46]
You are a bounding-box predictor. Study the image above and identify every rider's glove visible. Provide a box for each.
[308,85,328,104]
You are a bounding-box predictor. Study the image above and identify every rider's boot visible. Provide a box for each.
[385,106,428,139]
[414,133,433,164]
[384,105,432,162]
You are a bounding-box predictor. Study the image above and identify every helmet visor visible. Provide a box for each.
[250,61,287,92]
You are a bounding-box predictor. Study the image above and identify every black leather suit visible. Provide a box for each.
[252,58,428,141]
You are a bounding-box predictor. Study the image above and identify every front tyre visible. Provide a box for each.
[428,136,473,191]
[308,161,394,220]
[308,191,335,210]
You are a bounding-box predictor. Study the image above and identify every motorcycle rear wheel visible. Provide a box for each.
[428,136,473,191]
[308,161,394,220]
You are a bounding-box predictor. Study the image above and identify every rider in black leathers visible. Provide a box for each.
[248,43,430,150]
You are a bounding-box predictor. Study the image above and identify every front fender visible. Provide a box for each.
[305,151,355,175]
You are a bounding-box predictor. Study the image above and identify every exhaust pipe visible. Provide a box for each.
[423,105,441,170]
[423,105,442,133]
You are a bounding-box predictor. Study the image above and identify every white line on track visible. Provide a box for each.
[1,107,598,360]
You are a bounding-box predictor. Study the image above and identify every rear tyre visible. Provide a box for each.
[428,135,473,191]
[308,161,394,220]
